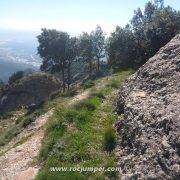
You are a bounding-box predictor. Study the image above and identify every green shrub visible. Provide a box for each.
[76,110,90,124]
[103,127,116,153]
[0,126,21,146]
[64,109,78,123]
[64,108,91,128]
[92,90,106,99]
[82,80,95,89]
[75,97,100,111]
[0,111,14,119]
[40,120,66,160]
[21,115,35,128]
[46,119,66,135]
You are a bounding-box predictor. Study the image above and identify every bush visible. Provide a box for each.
[40,119,66,160]
[21,115,35,128]
[103,127,116,153]
[75,97,100,111]
[0,126,21,146]
[76,110,90,124]
[0,111,14,119]
[92,90,106,99]
[82,79,95,89]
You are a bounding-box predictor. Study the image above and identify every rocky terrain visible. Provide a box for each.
[115,35,180,179]
[0,73,61,112]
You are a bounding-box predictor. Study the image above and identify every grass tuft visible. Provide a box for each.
[103,127,116,153]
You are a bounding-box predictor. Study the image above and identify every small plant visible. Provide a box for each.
[40,119,66,160]
[92,90,106,99]
[21,115,35,128]
[0,126,21,146]
[82,79,95,89]
[103,127,116,153]
[75,97,100,111]
[0,111,14,119]
[76,110,90,124]
[65,109,78,123]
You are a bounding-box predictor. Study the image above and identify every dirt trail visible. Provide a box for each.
[0,90,90,180]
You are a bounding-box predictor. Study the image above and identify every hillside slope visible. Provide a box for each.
[0,70,133,179]
[0,73,61,112]
[115,35,180,179]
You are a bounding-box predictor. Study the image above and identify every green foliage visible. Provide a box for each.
[107,0,180,69]
[0,111,14,119]
[74,97,100,111]
[37,29,77,91]
[82,79,95,89]
[103,127,116,153]
[0,109,45,147]
[107,25,136,70]
[0,126,21,146]
[64,109,79,123]
[20,111,42,128]
[91,25,105,72]
[92,89,106,99]
[40,119,66,160]
[78,26,105,77]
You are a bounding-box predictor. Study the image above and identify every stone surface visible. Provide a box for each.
[0,73,61,112]
[115,34,180,179]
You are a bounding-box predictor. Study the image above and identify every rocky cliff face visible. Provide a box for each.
[115,35,180,179]
[0,73,61,112]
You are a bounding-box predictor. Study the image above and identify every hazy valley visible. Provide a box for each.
[0,31,41,82]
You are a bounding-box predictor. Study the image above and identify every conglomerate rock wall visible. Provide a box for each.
[115,35,180,179]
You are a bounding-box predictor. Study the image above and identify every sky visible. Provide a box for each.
[0,0,179,35]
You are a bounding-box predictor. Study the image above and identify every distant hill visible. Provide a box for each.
[0,30,41,82]
[0,58,38,82]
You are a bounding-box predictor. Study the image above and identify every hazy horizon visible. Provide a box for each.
[0,0,179,35]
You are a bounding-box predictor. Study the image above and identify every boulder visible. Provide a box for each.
[115,35,180,179]
[0,73,61,112]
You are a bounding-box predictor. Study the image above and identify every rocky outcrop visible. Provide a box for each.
[115,35,180,179]
[0,73,61,112]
